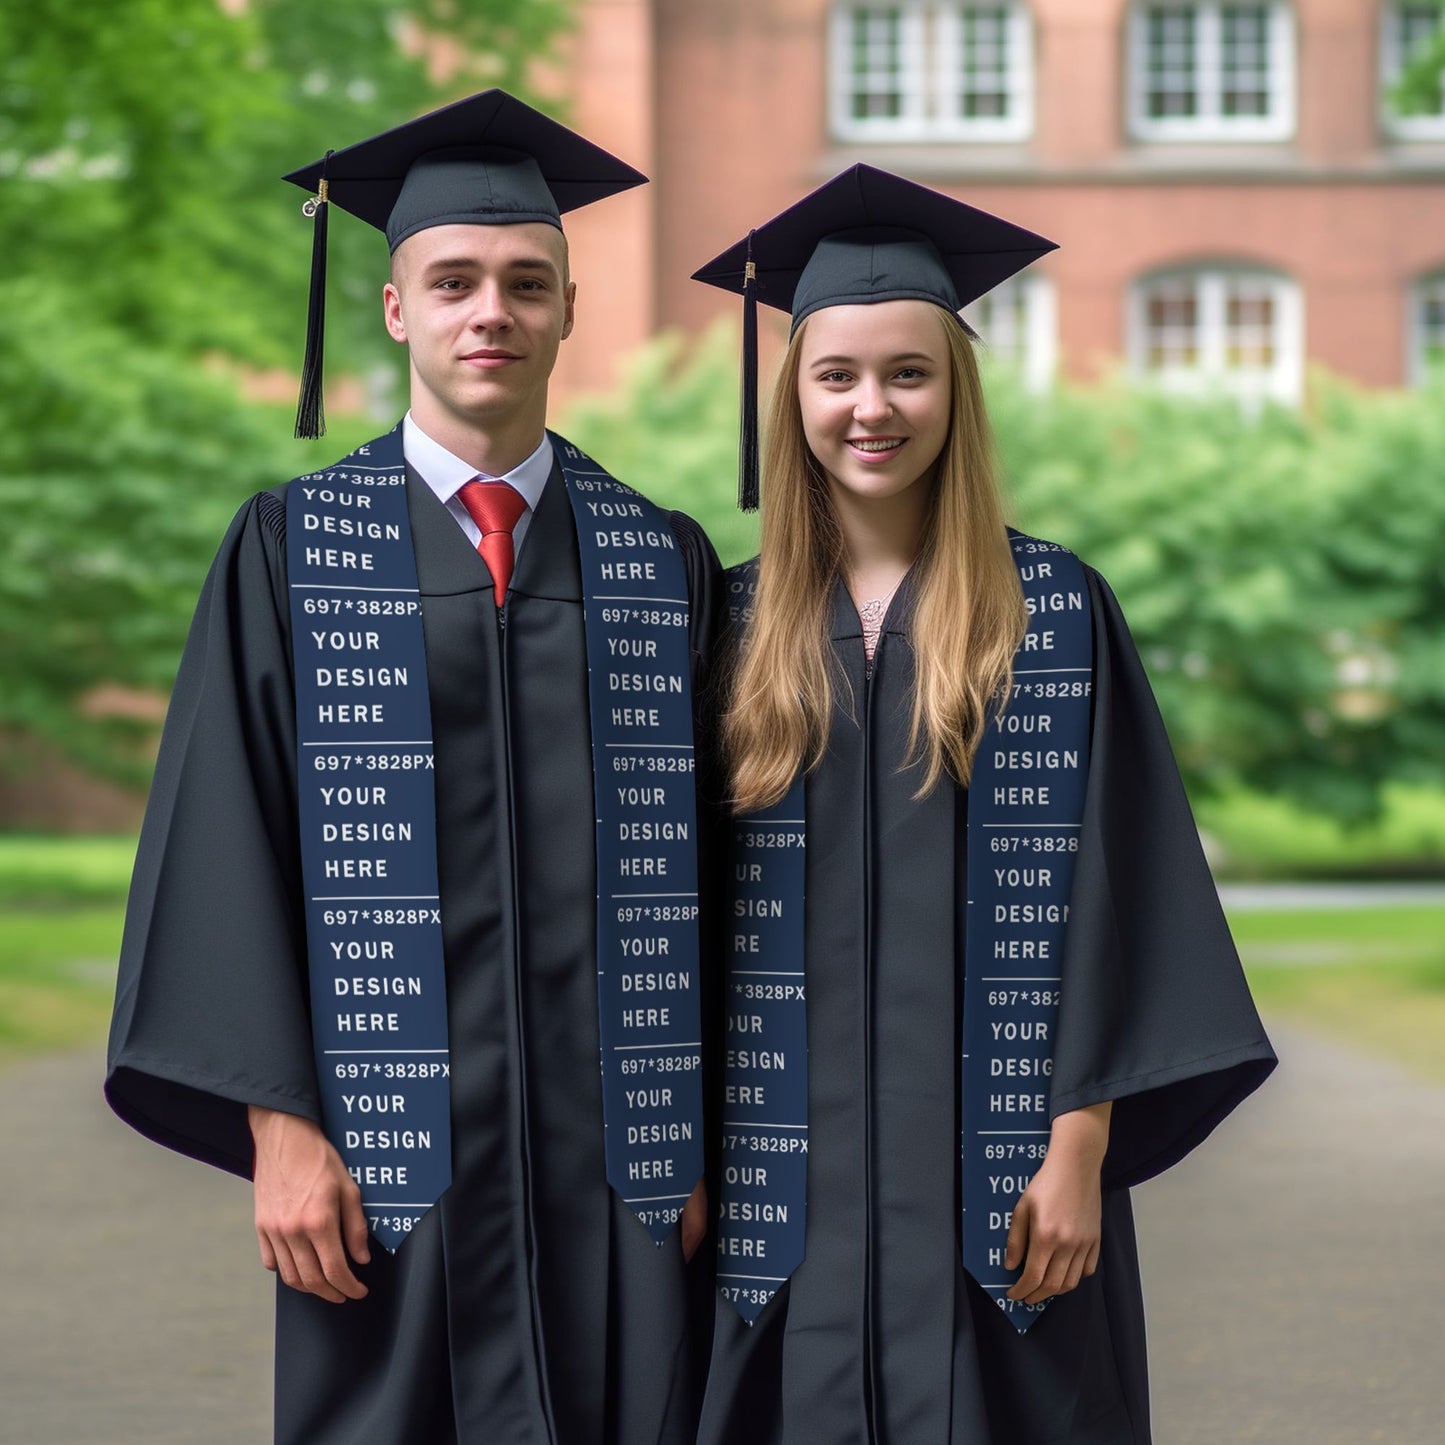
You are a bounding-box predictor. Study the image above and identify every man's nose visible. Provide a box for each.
[469,280,513,331]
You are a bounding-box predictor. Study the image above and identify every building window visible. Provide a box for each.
[1128,3,1295,141]
[1409,274,1445,384]
[840,5,924,127]
[830,2,1034,142]
[1128,267,1303,402]
[1382,3,1445,140]
[963,274,1056,391]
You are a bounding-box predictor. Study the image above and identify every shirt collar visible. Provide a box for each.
[402,412,552,513]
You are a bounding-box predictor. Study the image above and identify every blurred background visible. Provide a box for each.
[2,2,1443,1442]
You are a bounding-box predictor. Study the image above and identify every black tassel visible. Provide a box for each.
[738,234,760,512]
[294,153,333,440]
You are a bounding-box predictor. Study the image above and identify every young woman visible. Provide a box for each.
[691,166,1276,1445]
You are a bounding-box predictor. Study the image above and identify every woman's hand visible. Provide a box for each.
[1004,1100,1112,1305]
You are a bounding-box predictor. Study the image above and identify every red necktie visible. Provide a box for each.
[457,479,529,609]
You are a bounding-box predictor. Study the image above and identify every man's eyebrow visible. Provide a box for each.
[418,255,561,278]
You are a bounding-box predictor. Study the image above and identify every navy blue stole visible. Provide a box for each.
[287,426,703,1252]
[962,536,1092,1332]
[287,427,449,1252]
[716,565,808,1321]
[552,432,705,1243]
[718,538,1092,1331]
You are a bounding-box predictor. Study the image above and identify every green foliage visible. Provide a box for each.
[560,321,760,566]
[1200,786,1445,879]
[1390,7,1445,117]
[0,281,298,779]
[565,323,1445,823]
[0,0,572,371]
[0,0,571,783]
[991,366,1445,819]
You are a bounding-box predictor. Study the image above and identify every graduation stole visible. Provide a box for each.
[718,535,1092,1332]
[286,425,704,1252]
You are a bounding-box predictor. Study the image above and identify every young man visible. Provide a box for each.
[107,91,718,1445]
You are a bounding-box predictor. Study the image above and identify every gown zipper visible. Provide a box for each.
[862,630,881,1445]
[496,594,558,1445]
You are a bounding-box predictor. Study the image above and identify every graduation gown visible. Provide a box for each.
[107,457,721,1445]
[697,565,1276,1445]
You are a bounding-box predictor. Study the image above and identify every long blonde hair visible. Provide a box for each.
[723,306,1027,813]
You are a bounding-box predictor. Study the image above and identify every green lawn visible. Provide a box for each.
[0,906,124,1064]
[1234,905,1445,1084]
[0,834,137,905]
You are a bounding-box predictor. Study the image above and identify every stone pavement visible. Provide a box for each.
[2,1019,1441,1443]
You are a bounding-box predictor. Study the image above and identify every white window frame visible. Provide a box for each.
[829,2,930,140]
[934,3,1034,141]
[830,2,1034,142]
[1127,266,1304,404]
[1381,2,1445,141]
[963,273,1056,391]
[1128,2,1296,142]
[1407,273,1445,386]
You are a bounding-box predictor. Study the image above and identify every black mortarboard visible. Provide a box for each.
[283,90,647,438]
[691,164,1057,509]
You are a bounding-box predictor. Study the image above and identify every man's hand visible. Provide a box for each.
[1004,1101,1112,1306]
[249,1105,370,1304]
[681,1177,708,1263]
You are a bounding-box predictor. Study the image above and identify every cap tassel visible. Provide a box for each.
[294,154,334,440]
[738,236,760,512]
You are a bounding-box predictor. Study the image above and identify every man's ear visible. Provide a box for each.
[383,281,407,344]
[561,279,578,341]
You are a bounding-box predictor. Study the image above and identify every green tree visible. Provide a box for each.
[985,370,1445,820]
[0,0,570,785]
[0,0,570,368]
[561,322,760,567]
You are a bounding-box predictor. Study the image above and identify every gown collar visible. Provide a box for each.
[828,564,920,642]
[406,445,583,602]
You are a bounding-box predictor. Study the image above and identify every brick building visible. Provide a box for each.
[550,0,1445,402]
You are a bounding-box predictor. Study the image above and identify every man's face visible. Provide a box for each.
[383,221,575,436]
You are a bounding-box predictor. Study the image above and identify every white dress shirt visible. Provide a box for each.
[402,412,553,561]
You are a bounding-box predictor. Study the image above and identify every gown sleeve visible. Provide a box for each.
[1047,566,1277,1189]
[105,488,321,1179]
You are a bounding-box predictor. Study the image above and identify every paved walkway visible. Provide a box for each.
[1132,1020,1445,1444]
[0,1053,272,1445]
[1218,880,1445,911]
[2,1021,1441,1443]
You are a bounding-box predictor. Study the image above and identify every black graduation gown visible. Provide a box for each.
[106,457,722,1445]
[697,566,1276,1445]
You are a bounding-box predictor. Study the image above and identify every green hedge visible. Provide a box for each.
[563,332,1445,823]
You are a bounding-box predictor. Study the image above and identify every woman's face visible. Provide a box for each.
[796,299,952,509]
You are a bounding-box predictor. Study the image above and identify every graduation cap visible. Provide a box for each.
[691,164,1057,509]
[283,89,647,438]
